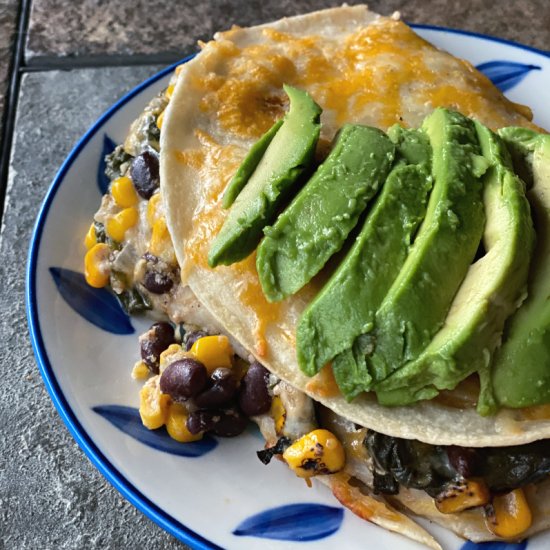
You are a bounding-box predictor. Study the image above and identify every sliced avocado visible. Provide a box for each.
[257,124,395,302]
[296,126,431,383]
[208,85,322,267]
[367,108,487,382]
[375,124,535,411]
[221,119,284,208]
[498,127,540,188]
[332,336,375,400]
[491,133,550,409]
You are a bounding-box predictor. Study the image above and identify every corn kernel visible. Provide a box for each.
[283,429,345,479]
[149,217,176,264]
[436,479,490,514]
[156,111,165,130]
[166,84,175,99]
[485,488,532,539]
[111,176,138,208]
[84,243,111,288]
[271,396,286,434]
[149,217,168,253]
[166,403,203,442]
[106,207,138,242]
[131,361,150,380]
[189,335,233,373]
[159,343,184,370]
[147,193,162,226]
[139,376,171,430]
[84,222,96,250]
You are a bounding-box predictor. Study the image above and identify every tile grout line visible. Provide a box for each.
[21,52,192,72]
[0,0,32,225]
[0,0,194,228]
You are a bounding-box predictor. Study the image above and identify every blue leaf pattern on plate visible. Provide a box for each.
[233,503,344,541]
[49,267,134,334]
[461,541,528,550]
[476,61,541,92]
[93,405,218,457]
[97,134,117,194]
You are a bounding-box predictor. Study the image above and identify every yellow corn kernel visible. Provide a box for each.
[436,479,490,514]
[159,343,184,369]
[105,207,138,242]
[149,217,176,264]
[485,488,532,539]
[282,429,345,479]
[84,222,96,250]
[166,403,203,443]
[156,111,165,130]
[189,335,233,373]
[149,217,169,253]
[139,377,171,430]
[131,361,150,380]
[166,84,175,99]
[175,65,184,75]
[147,193,162,226]
[111,176,138,208]
[84,243,111,288]
[271,396,286,434]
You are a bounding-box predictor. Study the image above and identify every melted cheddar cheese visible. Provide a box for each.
[178,17,538,353]
[195,19,536,138]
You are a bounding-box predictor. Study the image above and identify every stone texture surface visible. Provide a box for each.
[0,0,18,146]
[25,0,550,66]
[0,65,187,549]
[2,1,548,549]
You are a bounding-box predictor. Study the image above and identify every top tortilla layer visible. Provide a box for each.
[160,4,550,446]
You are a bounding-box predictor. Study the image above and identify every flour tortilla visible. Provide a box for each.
[324,410,550,542]
[392,481,550,542]
[159,5,550,544]
[161,4,549,448]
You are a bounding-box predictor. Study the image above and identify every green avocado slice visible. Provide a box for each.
[257,124,395,302]
[491,132,550,410]
[498,126,540,188]
[296,126,431,383]
[208,85,321,267]
[375,124,535,411]
[221,119,284,208]
[367,108,488,382]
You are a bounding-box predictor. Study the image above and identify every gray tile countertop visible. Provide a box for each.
[25,0,550,66]
[0,0,18,145]
[0,65,183,549]
[0,1,548,549]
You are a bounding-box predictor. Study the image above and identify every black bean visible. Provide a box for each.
[186,410,220,435]
[194,368,237,409]
[446,446,479,478]
[131,151,159,199]
[142,270,173,294]
[139,322,175,374]
[160,358,208,400]
[239,361,272,417]
[184,330,208,351]
[213,408,248,437]
[186,408,248,437]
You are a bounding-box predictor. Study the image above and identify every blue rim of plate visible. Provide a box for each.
[25,26,548,550]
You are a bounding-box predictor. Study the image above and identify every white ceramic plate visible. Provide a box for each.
[27,27,550,550]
